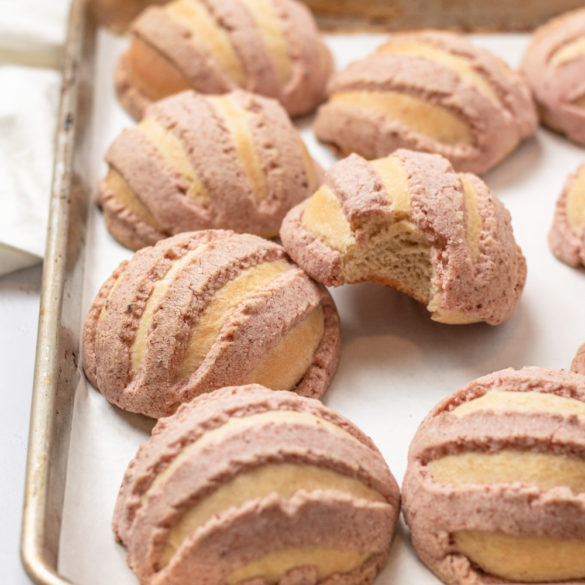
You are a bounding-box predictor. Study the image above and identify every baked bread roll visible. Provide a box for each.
[521,8,585,145]
[402,366,585,585]
[82,230,340,418]
[113,384,400,585]
[315,31,537,174]
[99,90,321,251]
[549,161,585,267]
[280,149,526,325]
[90,0,168,33]
[116,0,333,120]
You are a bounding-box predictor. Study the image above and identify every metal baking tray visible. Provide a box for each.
[20,0,95,583]
[20,0,585,584]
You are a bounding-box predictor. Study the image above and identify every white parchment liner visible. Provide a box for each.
[58,30,585,585]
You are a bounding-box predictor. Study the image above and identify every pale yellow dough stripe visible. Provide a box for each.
[566,166,585,236]
[459,176,481,259]
[227,548,369,585]
[331,90,473,146]
[451,389,585,418]
[239,0,292,84]
[139,117,210,203]
[166,0,246,86]
[210,95,270,202]
[371,155,410,213]
[379,43,499,104]
[550,37,585,67]
[427,304,481,325]
[430,450,585,493]
[178,260,291,378]
[131,243,215,375]
[455,531,585,582]
[242,306,324,390]
[302,185,355,252]
[106,168,163,231]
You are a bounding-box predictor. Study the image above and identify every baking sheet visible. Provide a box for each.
[58,28,585,585]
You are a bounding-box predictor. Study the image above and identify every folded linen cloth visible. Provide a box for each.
[0,0,71,276]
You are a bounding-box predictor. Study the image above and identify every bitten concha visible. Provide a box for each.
[116,0,333,120]
[549,160,585,267]
[315,31,537,174]
[280,149,526,325]
[98,90,321,251]
[521,8,585,145]
[402,366,585,585]
[82,230,340,418]
[113,385,401,585]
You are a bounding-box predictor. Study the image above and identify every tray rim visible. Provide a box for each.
[20,0,94,583]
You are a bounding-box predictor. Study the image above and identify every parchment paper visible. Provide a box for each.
[58,29,585,585]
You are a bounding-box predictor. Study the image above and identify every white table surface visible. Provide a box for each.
[0,264,42,585]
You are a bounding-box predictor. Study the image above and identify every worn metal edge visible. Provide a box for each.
[20,0,95,583]
[303,0,585,31]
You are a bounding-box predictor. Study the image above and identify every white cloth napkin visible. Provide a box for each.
[0,0,72,276]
